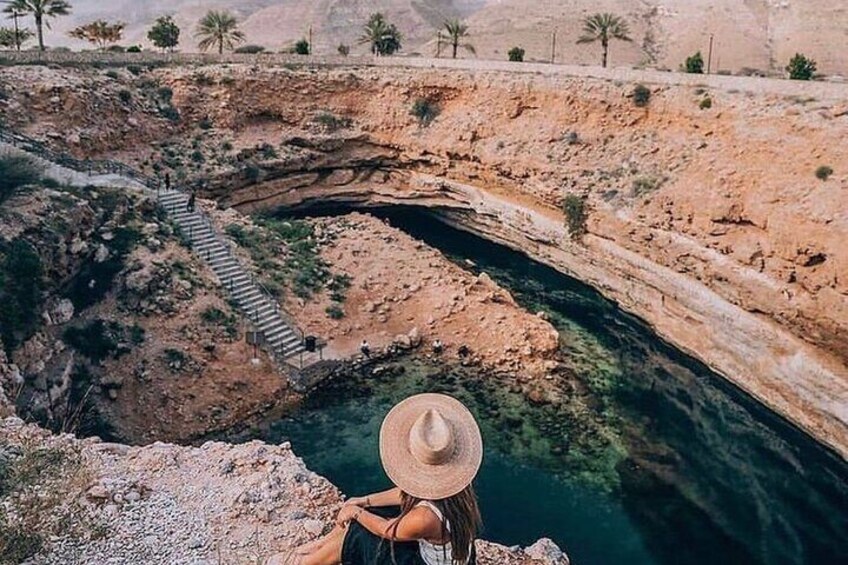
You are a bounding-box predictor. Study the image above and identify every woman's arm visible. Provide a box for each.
[345,487,401,508]
[337,505,439,542]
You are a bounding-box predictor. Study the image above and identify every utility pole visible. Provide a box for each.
[11,10,21,51]
[308,26,313,55]
[436,31,442,58]
[707,34,714,74]
[551,28,557,64]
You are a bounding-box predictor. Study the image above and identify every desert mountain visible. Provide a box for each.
[32,0,848,74]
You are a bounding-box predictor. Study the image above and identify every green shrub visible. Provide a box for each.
[0,240,43,351]
[193,73,214,86]
[562,194,588,239]
[815,165,833,181]
[259,143,278,160]
[699,96,712,110]
[684,51,704,74]
[64,227,140,311]
[337,44,350,56]
[163,348,189,369]
[126,64,142,76]
[632,175,664,196]
[198,117,213,130]
[62,320,124,364]
[129,324,145,345]
[201,307,238,338]
[326,303,345,319]
[190,150,205,163]
[160,105,180,122]
[156,86,173,102]
[126,45,142,53]
[632,84,651,107]
[244,163,262,182]
[0,154,42,203]
[294,39,310,55]
[234,44,265,54]
[221,141,234,152]
[314,111,352,131]
[411,98,440,126]
[41,177,61,189]
[508,47,525,62]
[105,70,120,80]
[0,514,44,564]
[118,89,132,105]
[786,53,816,81]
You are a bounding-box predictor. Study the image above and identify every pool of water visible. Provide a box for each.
[232,208,848,565]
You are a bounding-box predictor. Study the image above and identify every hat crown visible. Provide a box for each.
[409,408,456,466]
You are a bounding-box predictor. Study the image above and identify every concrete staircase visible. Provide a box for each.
[2,125,326,383]
[158,190,308,363]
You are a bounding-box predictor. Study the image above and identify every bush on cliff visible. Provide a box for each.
[683,51,704,74]
[508,47,525,62]
[0,154,42,204]
[815,165,833,181]
[0,239,44,352]
[632,84,651,107]
[411,98,440,126]
[786,53,816,81]
[562,194,588,239]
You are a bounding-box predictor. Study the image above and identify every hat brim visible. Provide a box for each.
[379,393,483,500]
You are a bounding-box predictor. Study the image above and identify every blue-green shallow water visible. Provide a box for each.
[227,208,848,565]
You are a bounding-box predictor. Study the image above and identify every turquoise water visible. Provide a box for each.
[232,209,848,565]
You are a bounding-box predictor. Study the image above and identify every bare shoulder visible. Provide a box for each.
[395,506,443,539]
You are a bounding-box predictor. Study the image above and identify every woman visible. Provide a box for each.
[278,393,483,565]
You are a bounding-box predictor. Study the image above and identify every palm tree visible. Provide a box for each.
[576,13,632,68]
[195,10,245,55]
[3,0,72,52]
[359,12,402,56]
[442,19,475,59]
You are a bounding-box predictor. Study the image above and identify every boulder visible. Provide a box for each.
[47,299,74,326]
[525,538,570,564]
[408,327,422,347]
[94,244,110,263]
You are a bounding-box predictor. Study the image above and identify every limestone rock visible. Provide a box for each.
[525,538,570,564]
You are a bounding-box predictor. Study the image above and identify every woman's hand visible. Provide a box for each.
[336,504,363,525]
[343,496,369,507]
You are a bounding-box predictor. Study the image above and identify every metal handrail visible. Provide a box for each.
[0,126,161,189]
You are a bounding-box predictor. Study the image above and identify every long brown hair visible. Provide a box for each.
[389,485,482,564]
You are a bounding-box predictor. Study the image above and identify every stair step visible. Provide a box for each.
[222,277,251,290]
[269,333,301,348]
[195,242,226,254]
[260,319,290,335]
[215,269,245,282]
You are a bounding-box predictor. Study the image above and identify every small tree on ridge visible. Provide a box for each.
[68,19,124,50]
[576,12,632,68]
[786,53,816,80]
[148,15,180,53]
[195,10,245,55]
[443,19,475,59]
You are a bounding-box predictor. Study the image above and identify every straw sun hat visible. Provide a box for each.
[379,393,483,500]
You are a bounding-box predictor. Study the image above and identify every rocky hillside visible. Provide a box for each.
[3,61,842,456]
[0,417,568,564]
[40,0,848,74]
[0,151,293,445]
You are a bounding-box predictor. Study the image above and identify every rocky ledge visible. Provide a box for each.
[0,418,567,564]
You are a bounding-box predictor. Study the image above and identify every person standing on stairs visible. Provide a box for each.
[187,189,196,212]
